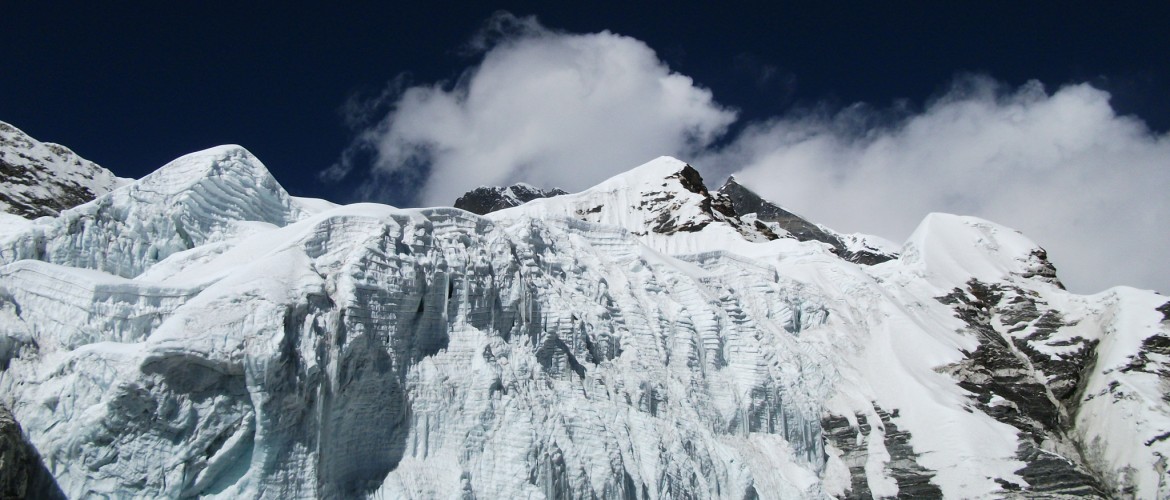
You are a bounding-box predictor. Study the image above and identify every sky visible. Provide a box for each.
[3,3,1169,294]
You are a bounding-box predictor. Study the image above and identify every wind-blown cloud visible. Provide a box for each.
[705,77,1170,294]
[331,13,736,206]
[332,17,1170,294]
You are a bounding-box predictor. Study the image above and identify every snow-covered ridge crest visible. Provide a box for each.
[494,156,775,254]
[1,143,1169,498]
[491,156,901,265]
[902,212,1063,288]
[0,145,307,278]
[135,145,283,197]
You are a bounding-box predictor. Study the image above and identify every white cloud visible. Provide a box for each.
[341,13,736,206]
[334,17,1170,294]
[705,76,1170,293]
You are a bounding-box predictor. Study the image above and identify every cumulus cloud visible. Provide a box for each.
[334,13,736,206]
[704,76,1170,293]
[331,17,1169,294]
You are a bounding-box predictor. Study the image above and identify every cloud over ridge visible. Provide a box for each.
[332,13,736,206]
[330,16,1170,294]
[709,77,1170,293]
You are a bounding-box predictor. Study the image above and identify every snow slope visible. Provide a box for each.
[0,149,1167,498]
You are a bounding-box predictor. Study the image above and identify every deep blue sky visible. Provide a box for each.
[3,2,1168,204]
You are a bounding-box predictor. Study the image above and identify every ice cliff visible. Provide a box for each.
[0,132,1168,498]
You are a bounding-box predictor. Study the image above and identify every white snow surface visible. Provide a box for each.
[1,152,1167,498]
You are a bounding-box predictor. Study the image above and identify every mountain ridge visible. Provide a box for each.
[0,126,1167,498]
[454,183,569,215]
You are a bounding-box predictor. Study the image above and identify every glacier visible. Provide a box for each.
[0,138,1168,498]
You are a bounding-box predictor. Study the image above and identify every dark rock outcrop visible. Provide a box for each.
[453,184,568,215]
[1119,332,1170,400]
[1019,249,1066,289]
[937,280,1107,497]
[0,403,65,499]
[0,153,96,218]
[718,177,895,265]
[872,407,943,498]
[822,404,942,498]
[639,165,759,237]
[822,413,872,498]
[0,121,125,219]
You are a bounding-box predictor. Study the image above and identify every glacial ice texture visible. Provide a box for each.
[1,150,1167,499]
[0,152,840,498]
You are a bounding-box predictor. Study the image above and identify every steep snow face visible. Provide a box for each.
[874,213,1169,497]
[495,157,783,257]
[1,150,1168,499]
[0,153,836,499]
[0,121,129,219]
[901,213,1063,289]
[1072,288,1170,496]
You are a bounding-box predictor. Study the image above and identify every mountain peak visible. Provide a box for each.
[137,145,275,197]
[454,183,568,215]
[903,212,1063,288]
[591,155,695,191]
[478,157,900,262]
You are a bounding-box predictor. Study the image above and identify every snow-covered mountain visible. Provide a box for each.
[0,121,129,219]
[0,133,1168,498]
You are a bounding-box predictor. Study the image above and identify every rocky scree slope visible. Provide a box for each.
[0,121,128,219]
[0,128,1167,498]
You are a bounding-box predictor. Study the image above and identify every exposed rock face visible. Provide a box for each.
[718,177,832,242]
[717,177,895,265]
[639,165,759,237]
[822,405,942,499]
[937,279,1106,497]
[0,121,128,219]
[1019,249,1066,289]
[453,183,568,215]
[0,403,65,499]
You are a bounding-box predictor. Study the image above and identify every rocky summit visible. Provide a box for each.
[453,183,568,215]
[1,124,1168,498]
